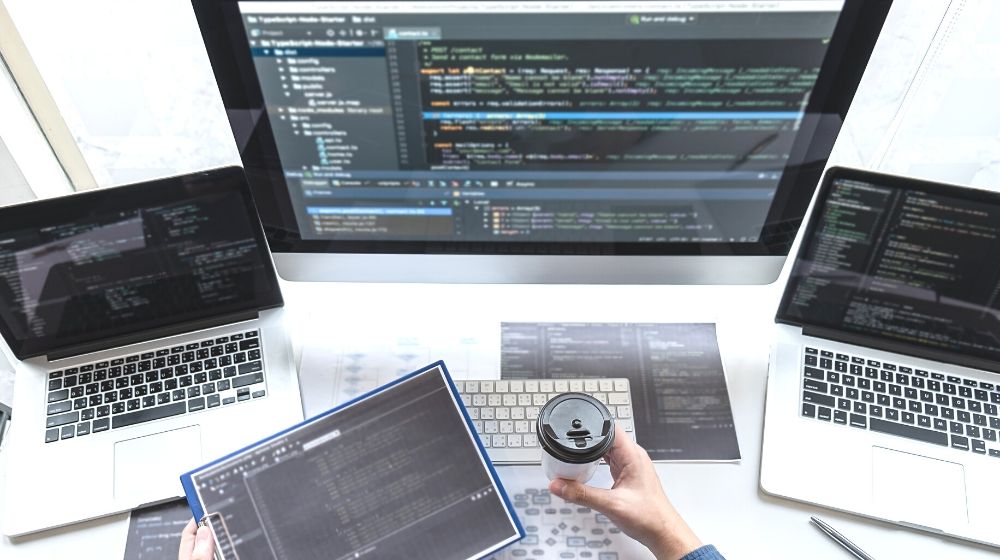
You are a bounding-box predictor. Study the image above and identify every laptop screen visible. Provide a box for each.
[0,168,282,359]
[778,169,1000,369]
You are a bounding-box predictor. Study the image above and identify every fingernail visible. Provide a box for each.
[196,525,211,545]
[550,479,566,497]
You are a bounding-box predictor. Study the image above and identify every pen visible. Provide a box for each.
[810,516,876,560]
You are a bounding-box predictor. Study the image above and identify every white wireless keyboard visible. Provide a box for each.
[456,378,636,465]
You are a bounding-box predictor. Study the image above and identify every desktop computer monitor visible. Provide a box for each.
[191,0,892,283]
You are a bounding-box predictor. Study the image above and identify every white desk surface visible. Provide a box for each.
[2,279,999,560]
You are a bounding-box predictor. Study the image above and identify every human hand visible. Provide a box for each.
[178,518,216,560]
[548,423,702,560]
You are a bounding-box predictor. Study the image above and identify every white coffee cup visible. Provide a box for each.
[537,393,615,484]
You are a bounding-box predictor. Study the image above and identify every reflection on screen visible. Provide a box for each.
[191,366,517,560]
[0,188,272,353]
[782,177,1000,364]
[237,1,845,243]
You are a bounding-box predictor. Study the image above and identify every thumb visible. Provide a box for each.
[549,478,614,512]
[191,525,215,560]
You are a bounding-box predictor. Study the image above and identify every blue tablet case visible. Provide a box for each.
[180,360,523,559]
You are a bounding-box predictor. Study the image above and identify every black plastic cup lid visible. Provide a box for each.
[537,392,615,464]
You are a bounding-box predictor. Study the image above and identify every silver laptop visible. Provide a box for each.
[761,167,1000,547]
[0,167,302,536]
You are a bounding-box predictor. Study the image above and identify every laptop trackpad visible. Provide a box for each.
[872,446,968,529]
[114,425,202,502]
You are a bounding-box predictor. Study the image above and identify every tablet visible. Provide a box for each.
[181,361,522,559]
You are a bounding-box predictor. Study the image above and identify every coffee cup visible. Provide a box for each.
[536,392,615,483]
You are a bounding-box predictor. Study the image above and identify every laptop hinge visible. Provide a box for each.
[800,324,1000,375]
[46,310,260,362]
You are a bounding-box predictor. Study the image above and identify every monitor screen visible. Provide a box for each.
[0,167,282,359]
[778,169,1000,370]
[192,0,892,281]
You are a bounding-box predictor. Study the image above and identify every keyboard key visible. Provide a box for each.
[92,418,110,432]
[870,418,948,446]
[233,372,264,388]
[252,390,265,399]
[47,401,72,415]
[238,361,262,375]
[817,406,832,421]
[985,428,997,442]
[188,398,206,412]
[950,434,969,451]
[112,402,186,429]
[239,339,259,351]
[46,411,79,428]
[967,425,980,438]
[48,389,69,403]
[972,439,987,454]
[834,410,847,424]
[45,428,59,443]
[934,418,947,431]
[208,394,221,408]
[60,425,74,439]
[804,366,825,380]
[849,414,866,429]
[802,403,816,418]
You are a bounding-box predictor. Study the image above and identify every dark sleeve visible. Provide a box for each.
[678,544,726,560]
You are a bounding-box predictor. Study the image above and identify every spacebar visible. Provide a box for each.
[112,402,187,429]
[869,418,948,446]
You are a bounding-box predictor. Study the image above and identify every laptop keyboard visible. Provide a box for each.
[43,330,266,443]
[456,378,635,464]
[800,347,1000,459]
